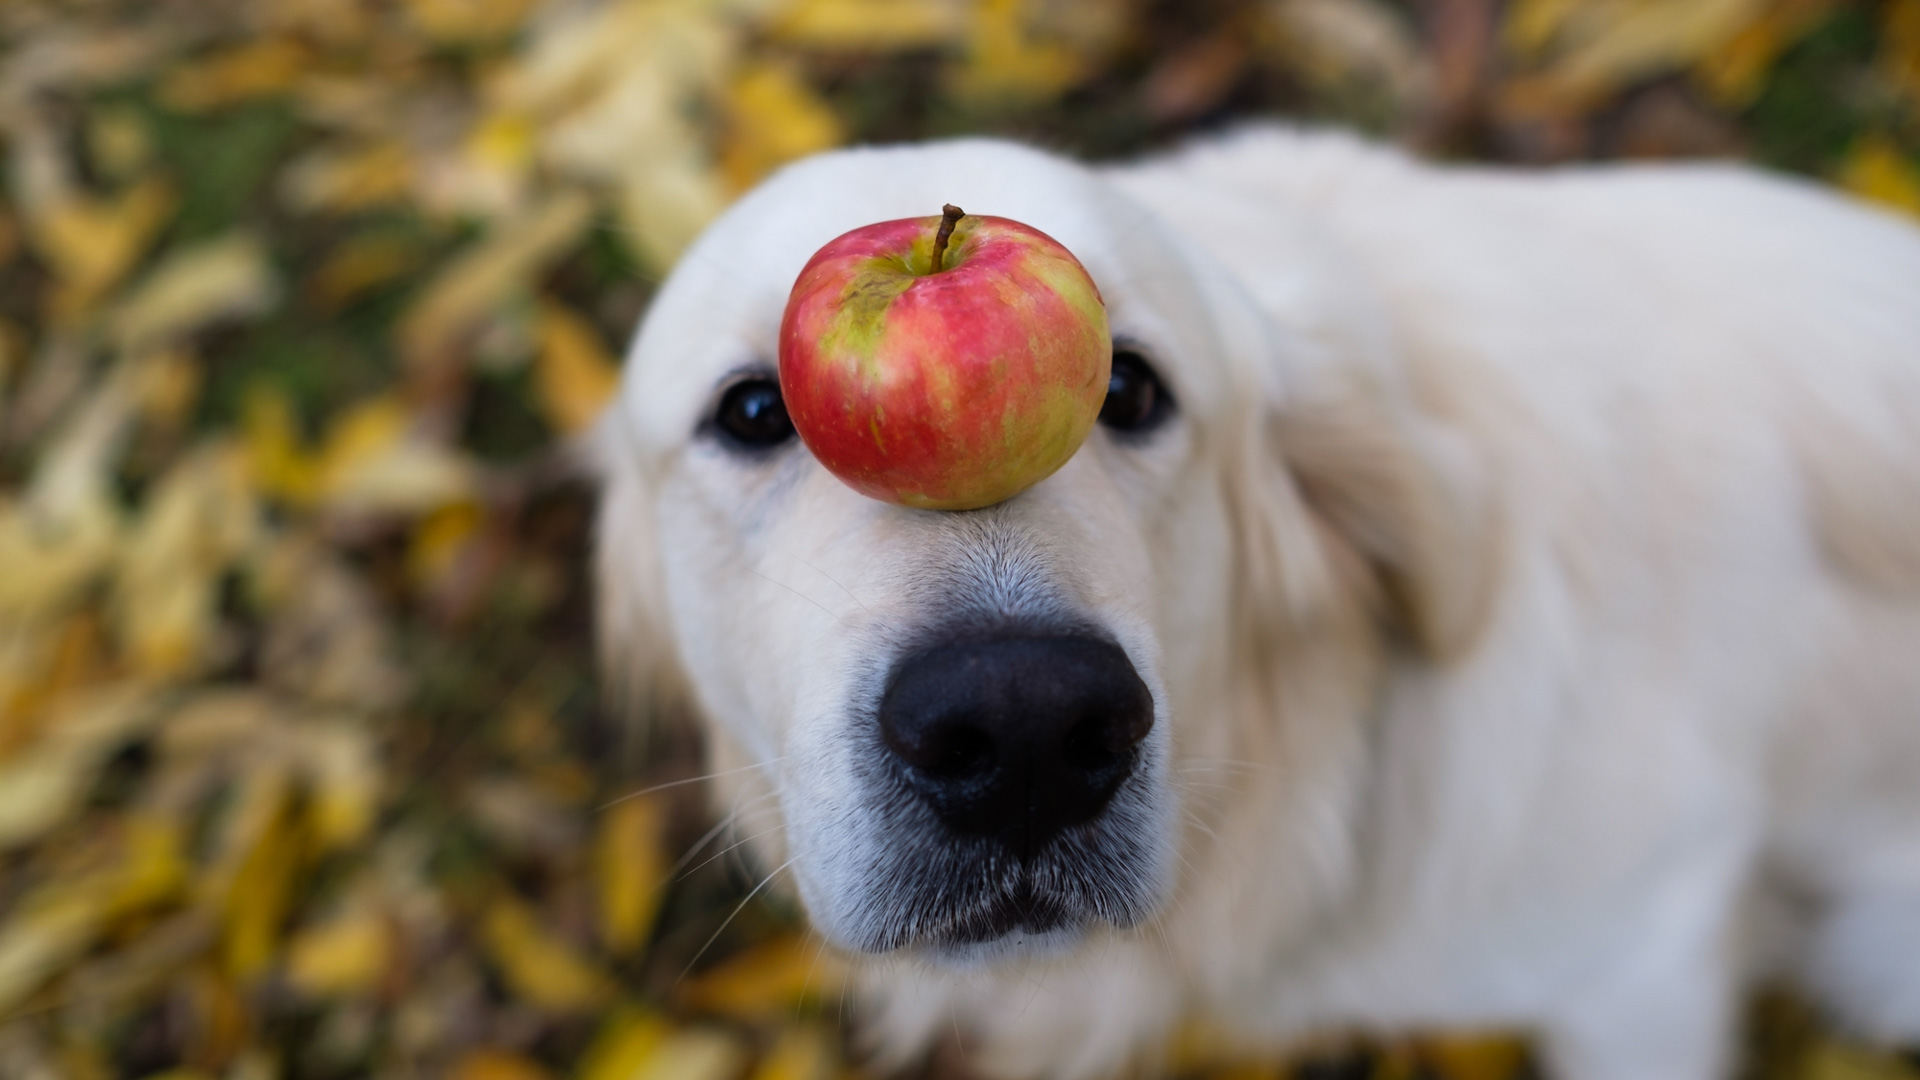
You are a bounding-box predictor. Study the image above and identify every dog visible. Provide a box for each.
[593,126,1920,1080]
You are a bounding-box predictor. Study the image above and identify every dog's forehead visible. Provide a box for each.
[616,140,1208,456]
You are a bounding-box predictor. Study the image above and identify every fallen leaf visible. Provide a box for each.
[286,906,392,997]
[0,684,163,849]
[680,933,847,1019]
[481,894,614,1012]
[626,1028,750,1080]
[1421,1034,1532,1080]
[110,233,280,354]
[722,61,845,192]
[950,0,1088,103]
[767,0,963,50]
[398,192,594,376]
[159,38,311,111]
[534,300,622,435]
[450,1049,558,1080]
[280,142,415,214]
[25,176,176,316]
[595,794,668,953]
[311,395,476,516]
[748,1025,840,1080]
[577,1009,671,1080]
[1838,136,1920,219]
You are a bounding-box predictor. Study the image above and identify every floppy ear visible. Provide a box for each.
[590,413,694,744]
[1224,359,1500,663]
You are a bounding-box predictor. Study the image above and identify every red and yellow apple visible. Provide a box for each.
[778,205,1111,511]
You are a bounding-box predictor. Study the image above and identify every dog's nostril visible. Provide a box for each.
[1062,716,1121,770]
[877,635,1153,856]
[925,724,995,778]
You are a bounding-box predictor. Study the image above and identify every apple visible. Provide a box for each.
[778,204,1111,511]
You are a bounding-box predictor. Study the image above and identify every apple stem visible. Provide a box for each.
[930,204,965,273]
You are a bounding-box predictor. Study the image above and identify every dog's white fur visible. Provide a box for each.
[595,127,1920,1080]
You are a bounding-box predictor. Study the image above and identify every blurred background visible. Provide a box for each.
[0,1,1916,1078]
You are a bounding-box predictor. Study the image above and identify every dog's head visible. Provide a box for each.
[596,138,1491,964]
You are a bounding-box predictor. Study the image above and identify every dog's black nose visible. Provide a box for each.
[877,636,1153,857]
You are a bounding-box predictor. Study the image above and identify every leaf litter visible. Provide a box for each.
[0,0,1915,1078]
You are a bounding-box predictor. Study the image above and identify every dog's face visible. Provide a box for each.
[599,141,1299,960]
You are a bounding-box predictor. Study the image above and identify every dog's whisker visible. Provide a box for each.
[678,855,801,984]
[668,789,782,879]
[598,757,785,811]
[678,822,786,884]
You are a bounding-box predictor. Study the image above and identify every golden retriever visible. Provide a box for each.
[594,127,1920,1080]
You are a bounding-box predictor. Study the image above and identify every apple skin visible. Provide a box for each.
[778,211,1110,511]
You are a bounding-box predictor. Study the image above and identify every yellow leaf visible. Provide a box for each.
[214,766,303,980]
[110,233,280,354]
[1800,1041,1920,1080]
[406,0,543,44]
[535,301,622,435]
[748,1026,840,1080]
[159,38,310,111]
[452,1050,559,1080]
[312,395,476,516]
[577,1009,670,1080]
[241,387,322,506]
[482,895,614,1012]
[767,0,963,52]
[280,142,414,214]
[680,934,847,1019]
[408,500,485,589]
[1421,1034,1532,1080]
[398,191,594,375]
[1505,0,1771,105]
[311,233,429,309]
[27,176,175,314]
[298,721,382,849]
[286,907,391,997]
[950,0,1088,103]
[113,442,259,679]
[0,685,160,849]
[0,817,186,1012]
[722,62,846,193]
[1838,136,1920,219]
[595,794,667,953]
[1695,0,1837,104]
[1883,0,1920,107]
[627,1029,749,1080]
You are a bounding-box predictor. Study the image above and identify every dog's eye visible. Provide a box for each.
[1099,349,1174,435]
[713,377,795,449]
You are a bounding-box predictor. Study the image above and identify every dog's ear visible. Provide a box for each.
[1224,362,1500,663]
[590,414,693,744]
[1274,381,1499,660]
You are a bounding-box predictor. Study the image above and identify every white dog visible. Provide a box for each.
[594,127,1920,1080]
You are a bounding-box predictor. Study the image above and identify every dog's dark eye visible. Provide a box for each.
[713,377,795,448]
[1099,349,1174,435]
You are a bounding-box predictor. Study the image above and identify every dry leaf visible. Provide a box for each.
[767,0,963,50]
[1422,1034,1532,1080]
[111,233,280,354]
[25,177,176,314]
[595,794,668,953]
[311,395,476,516]
[534,300,622,435]
[398,192,594,374]
[578,1009,671,1080]
[748,1025,840,1080]
[159,38,311,111]
[112,441,259,679]
[1839,137,1920,219]
[1503,0,1770,105]
[626,1028,750,1080]
[480,895,614,1011]
[722,61,845,192]
[286,906,391,997]
[680,933,847,1019]
[0,685,162,849]
[280,142,415,214]
[951,0,1088,103]
[450,1049,559,1080]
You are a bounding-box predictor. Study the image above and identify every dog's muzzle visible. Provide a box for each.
[878,635,1153,862]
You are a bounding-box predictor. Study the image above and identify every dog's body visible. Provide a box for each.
[596,127,1920,1080]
